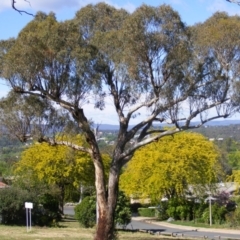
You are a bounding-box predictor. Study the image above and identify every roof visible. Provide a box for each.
[0,182,8,188]
[217,182,238,194]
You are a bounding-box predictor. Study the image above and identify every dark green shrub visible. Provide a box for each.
[115,191,131,227]
[130,202,142,213]
[0,187,31,225]
[212,204,227,224]
[194,201,208,220]
[64,184,80,203]
[40,193,60,213]
[176,205,191,221]
[225,196,240,228]
[156,202,169,221]
[34,193,62,226]
[74,196,96,228]
[75,191,131,228]
[165,197,196,221]
[0,187,61,226]
[138,208,155,217]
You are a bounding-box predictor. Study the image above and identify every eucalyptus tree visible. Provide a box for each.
[0,91,71,142]
[191,12,240,113]
[0,3,239,240]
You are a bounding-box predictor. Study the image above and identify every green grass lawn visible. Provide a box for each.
[169,220,239,229]
[0,219,168,240]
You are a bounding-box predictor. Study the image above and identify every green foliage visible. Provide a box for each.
[0,187,32,225]
[0,186,62,226]
[64,184,80,203]
[114,191,131,227]
[194,201,208,220]
[34,193,62,227]
[228,151,240,170]
[39,193,60,213]
[225,196,240,228]
[138,208,155,217]
[74,196,96,228]
[75,191,131,228]
[165,198,191,220]
[212,204,227,224]
[156,201,169,221]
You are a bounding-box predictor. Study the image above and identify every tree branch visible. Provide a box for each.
[12,0,35,16]
[121,128,181,164]
[226,0,240,5]
[40,137,92,154]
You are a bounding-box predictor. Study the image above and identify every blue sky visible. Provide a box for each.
[0,0,239,124]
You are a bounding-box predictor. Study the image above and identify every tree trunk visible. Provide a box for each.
[79,183,84,203]
[59,184,65,215]
[94,166,119,240]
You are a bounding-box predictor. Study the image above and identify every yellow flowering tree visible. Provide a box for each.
[120,132,221,203]
[14,135,110,212]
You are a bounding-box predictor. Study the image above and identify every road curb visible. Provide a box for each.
[132,217,240,235]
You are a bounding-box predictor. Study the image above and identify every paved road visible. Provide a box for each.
[64,205,75,216]
[64,206,240,239]
[127,218,240,240]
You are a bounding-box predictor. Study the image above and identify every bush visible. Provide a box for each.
[115,191,131,227]
[225,196,240,228]
[34,193,62,226]
[0,187,62,226]
[138,208,155,217]
[156,202,169,221]
[75,191,132,228]
[74,196,96,228]
[212,204,227,224]
[0,187,31,225]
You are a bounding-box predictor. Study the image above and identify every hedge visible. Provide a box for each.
[138,208,155,217]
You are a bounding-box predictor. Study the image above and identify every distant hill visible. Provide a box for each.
[96,120,240,131]
[201,120,240,126]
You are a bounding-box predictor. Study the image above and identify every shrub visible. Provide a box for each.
[115,191,131,227]
[0,187,31,225]
[194,201,208,221]
[0,187,62,226]
[74,196,96,228]
[75,191,132,228]
[156,202,169,221]
[212,204,227,224]
[138,208,155,217]
[225,196,240,228]
[34,193,62,226]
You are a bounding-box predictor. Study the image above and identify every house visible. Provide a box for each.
[0,177,9,189]
[0,181,8,189]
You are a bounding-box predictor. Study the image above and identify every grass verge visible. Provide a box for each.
[0,218,169,240]
[169,220,239,229]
